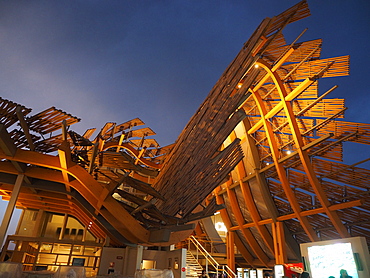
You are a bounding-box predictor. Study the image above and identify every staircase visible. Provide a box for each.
[186,250,204,278]
[187,235,236,278]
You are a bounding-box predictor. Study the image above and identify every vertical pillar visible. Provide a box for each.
[227,231,235,273]
[272,222,287,264]
[15,209,25,235]
[82,226,88,242]
[0,174,24,247]
[123,246,130,276]
[104,236,110,246]
[32,209,44,237]
[59,213,68,240]
[136,245,143,270]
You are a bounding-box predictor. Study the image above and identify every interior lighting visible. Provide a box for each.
[286,150,292,155]
[215,222,227,232]
[254,64,259,68]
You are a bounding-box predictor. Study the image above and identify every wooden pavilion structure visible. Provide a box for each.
[0,0,369,270]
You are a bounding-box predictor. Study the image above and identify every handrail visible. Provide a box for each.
[190,235,219,269]
[188,235,236,278]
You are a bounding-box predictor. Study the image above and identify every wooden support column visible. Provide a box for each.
[272,222,287,265]
[136,245,144,270]
[32,209,44,237]
[59,213,68,240]
[0,174,24,247]
[227,231,235,273]
[83,223,88,242]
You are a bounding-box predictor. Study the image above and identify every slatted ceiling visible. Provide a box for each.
[285,39,322,63]
[257,84,275,100]
[156,140,244,217]
[323,180,348,202]
[317,120,370,144]
[263,36,287,60]
[292,98,345,118]
[340,208,368,224]
[280,154,302,169]
[311,158,370,190]
[268,179,288,199]
[130,138,159,149]
[9,129,41,149]
[293,55,350,80]
[306,214,328,230]
[263,39,288,60]
[0,97,32,128]
[288,170,310,187]
[245,116,261,129]
[245,107,260,118]
[34,134,65,153]
[283,219,305,236]
[274,197,293,216]
[26,106,80,135]
[309,142,343,162]
[274,133,290,148]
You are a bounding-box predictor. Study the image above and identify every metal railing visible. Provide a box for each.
[188,235,236,278]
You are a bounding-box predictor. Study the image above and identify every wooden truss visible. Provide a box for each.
[208,0,370,268]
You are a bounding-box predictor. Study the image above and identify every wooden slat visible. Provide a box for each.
[26,107,80,135]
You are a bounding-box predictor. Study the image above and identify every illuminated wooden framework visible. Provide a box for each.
[209,0,370,268]
[0,0,369,270]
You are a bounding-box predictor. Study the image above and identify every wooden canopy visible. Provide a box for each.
[0,0,368,267]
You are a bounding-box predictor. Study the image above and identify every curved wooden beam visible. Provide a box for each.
[255,59,350,238]
[248,62,318,242]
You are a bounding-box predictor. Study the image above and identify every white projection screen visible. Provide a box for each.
[300,237,370,278]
